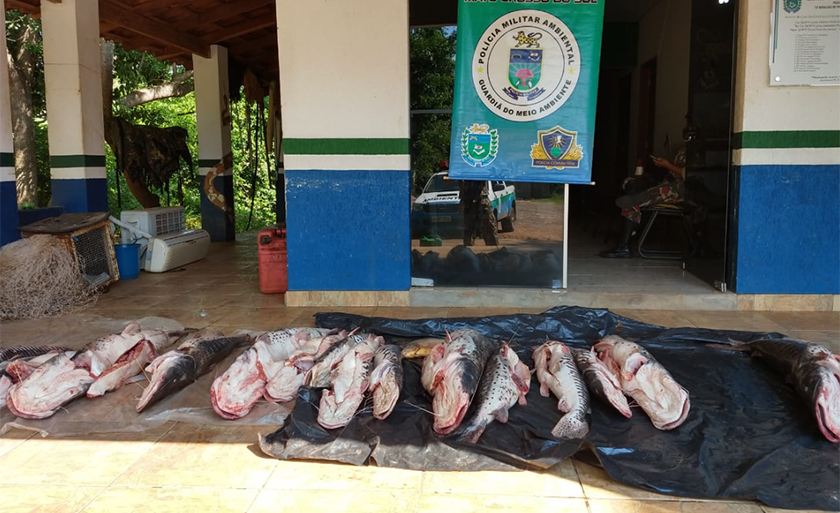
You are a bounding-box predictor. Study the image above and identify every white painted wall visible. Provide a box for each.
[41,0,105,160]
[734,0,840,132]
[1,0,14,183]
[275,0,410,139]
[638,0,693,158]
[194,45,233,175]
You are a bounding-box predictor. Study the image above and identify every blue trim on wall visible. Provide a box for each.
[734,164,840,294]
[51,178,108,214]
[0,181,20,246]
[285,170,410,291]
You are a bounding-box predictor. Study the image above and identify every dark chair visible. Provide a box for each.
[636,203,697,260]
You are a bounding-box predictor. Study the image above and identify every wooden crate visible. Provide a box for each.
[19,212,120,289]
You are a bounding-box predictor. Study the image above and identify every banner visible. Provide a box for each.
[448,1,604,184]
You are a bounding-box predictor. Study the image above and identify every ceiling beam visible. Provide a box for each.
[205,18,275,44]
[180,0,274,31]
[99,0,211,58]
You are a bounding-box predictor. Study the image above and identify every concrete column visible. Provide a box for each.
[193,45,235,242]
[276,0,411,306]
[0,0,21,245]
[41,0,107,213]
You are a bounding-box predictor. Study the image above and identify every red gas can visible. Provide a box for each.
[258,228,288,294]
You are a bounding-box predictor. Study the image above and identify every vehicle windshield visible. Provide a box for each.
[425,174,460,193]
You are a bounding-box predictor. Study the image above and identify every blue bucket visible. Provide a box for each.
[114,243,141,280]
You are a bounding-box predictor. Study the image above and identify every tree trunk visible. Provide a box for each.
[6,23,39,206]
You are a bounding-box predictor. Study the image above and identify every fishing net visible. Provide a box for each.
[0,235,101,320]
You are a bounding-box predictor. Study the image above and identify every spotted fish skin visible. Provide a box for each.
[0,346,73,369]
[423,330,500,436]
[571,348,632,418]
[534,341,590,440]
[370,344,403,420]
[744,339,840,443]
[459,344,530,443]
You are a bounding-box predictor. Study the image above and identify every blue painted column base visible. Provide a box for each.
[0,180,20,246]
[285,170,410,291]
[51,178,108,214]
[199,173,236,242]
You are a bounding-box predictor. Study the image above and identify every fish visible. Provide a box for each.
[0,372,11,409]
[735,338,840,443]
[533,341,590,439]
[5,351,77,382]
[0,346,73,367]
[210,328,336,420]
[369,345,404,420]
[6,352,95,419]
[305,329,363,388]
[74,323,193,377]
[422,329,500,435]
[137,332,249,413]
[317,334,382,429]
[459,344,530,443]
[400,337,446,359]
[594,335,690,430]
[86,329,182,398]
[571,348,632,418]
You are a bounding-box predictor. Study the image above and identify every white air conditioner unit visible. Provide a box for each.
[120,207,186,243]
[144,229,211,273]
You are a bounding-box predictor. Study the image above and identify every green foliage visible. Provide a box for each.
[5,10,46,115]
[410,27,456,193]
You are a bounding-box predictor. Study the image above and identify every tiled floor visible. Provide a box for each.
[0,235,838,512]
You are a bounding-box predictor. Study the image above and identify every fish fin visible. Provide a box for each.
[539,382,550,398]
[494,408,510,424]
[518,394,528,406]
[706,342,749,352]
[122,322,142,336]
[557,397,571,412]
[551,415,589,440]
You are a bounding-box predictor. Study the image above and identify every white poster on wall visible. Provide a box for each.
[770,0,840,86]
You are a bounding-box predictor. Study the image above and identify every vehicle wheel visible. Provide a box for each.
[501,203,516,233]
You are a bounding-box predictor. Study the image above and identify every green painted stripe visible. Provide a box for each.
[284,138,410,155]
[733,131,840,149]
[0,152,13,167]
[50,155,106,168]
[198,159,221,167]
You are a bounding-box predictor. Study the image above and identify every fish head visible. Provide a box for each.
[813,359,840,443]
[432,359,476,435]
[136,356,193,412]
[626,358,690,430]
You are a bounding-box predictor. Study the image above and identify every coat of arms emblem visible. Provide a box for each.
[461,124,499,168]
[530,126,583,170]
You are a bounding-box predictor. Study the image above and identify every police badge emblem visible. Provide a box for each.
[461,123,499,167]
[530,126,583,170]
[783,0,801,13]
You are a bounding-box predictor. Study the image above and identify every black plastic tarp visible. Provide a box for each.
[259,306,839,511]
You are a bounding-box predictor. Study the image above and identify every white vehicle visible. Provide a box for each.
[411,172,516,235]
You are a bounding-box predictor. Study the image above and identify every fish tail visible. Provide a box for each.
[551,413,589,440]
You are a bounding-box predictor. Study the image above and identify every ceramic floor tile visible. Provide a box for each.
[81,486,258,513]
[0,424,172,485]
[588,500,765,513]
[417,493,589,513]
[421,460,584,498]
[0,429,34,459]
[248,489,421,513]
[112,424,276,489]
[760,312,840,332]
[678,312,788,334]
[761,507,832,513]
[574,461,677,500]
[264,460,422,491]
[0,484,105,513]
[611,309,696,328]
[784,331,840,352]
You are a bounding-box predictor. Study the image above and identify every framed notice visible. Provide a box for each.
[770,0,840,86]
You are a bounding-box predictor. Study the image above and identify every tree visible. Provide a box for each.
[5,10,45,206]
[409,27,456,193]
